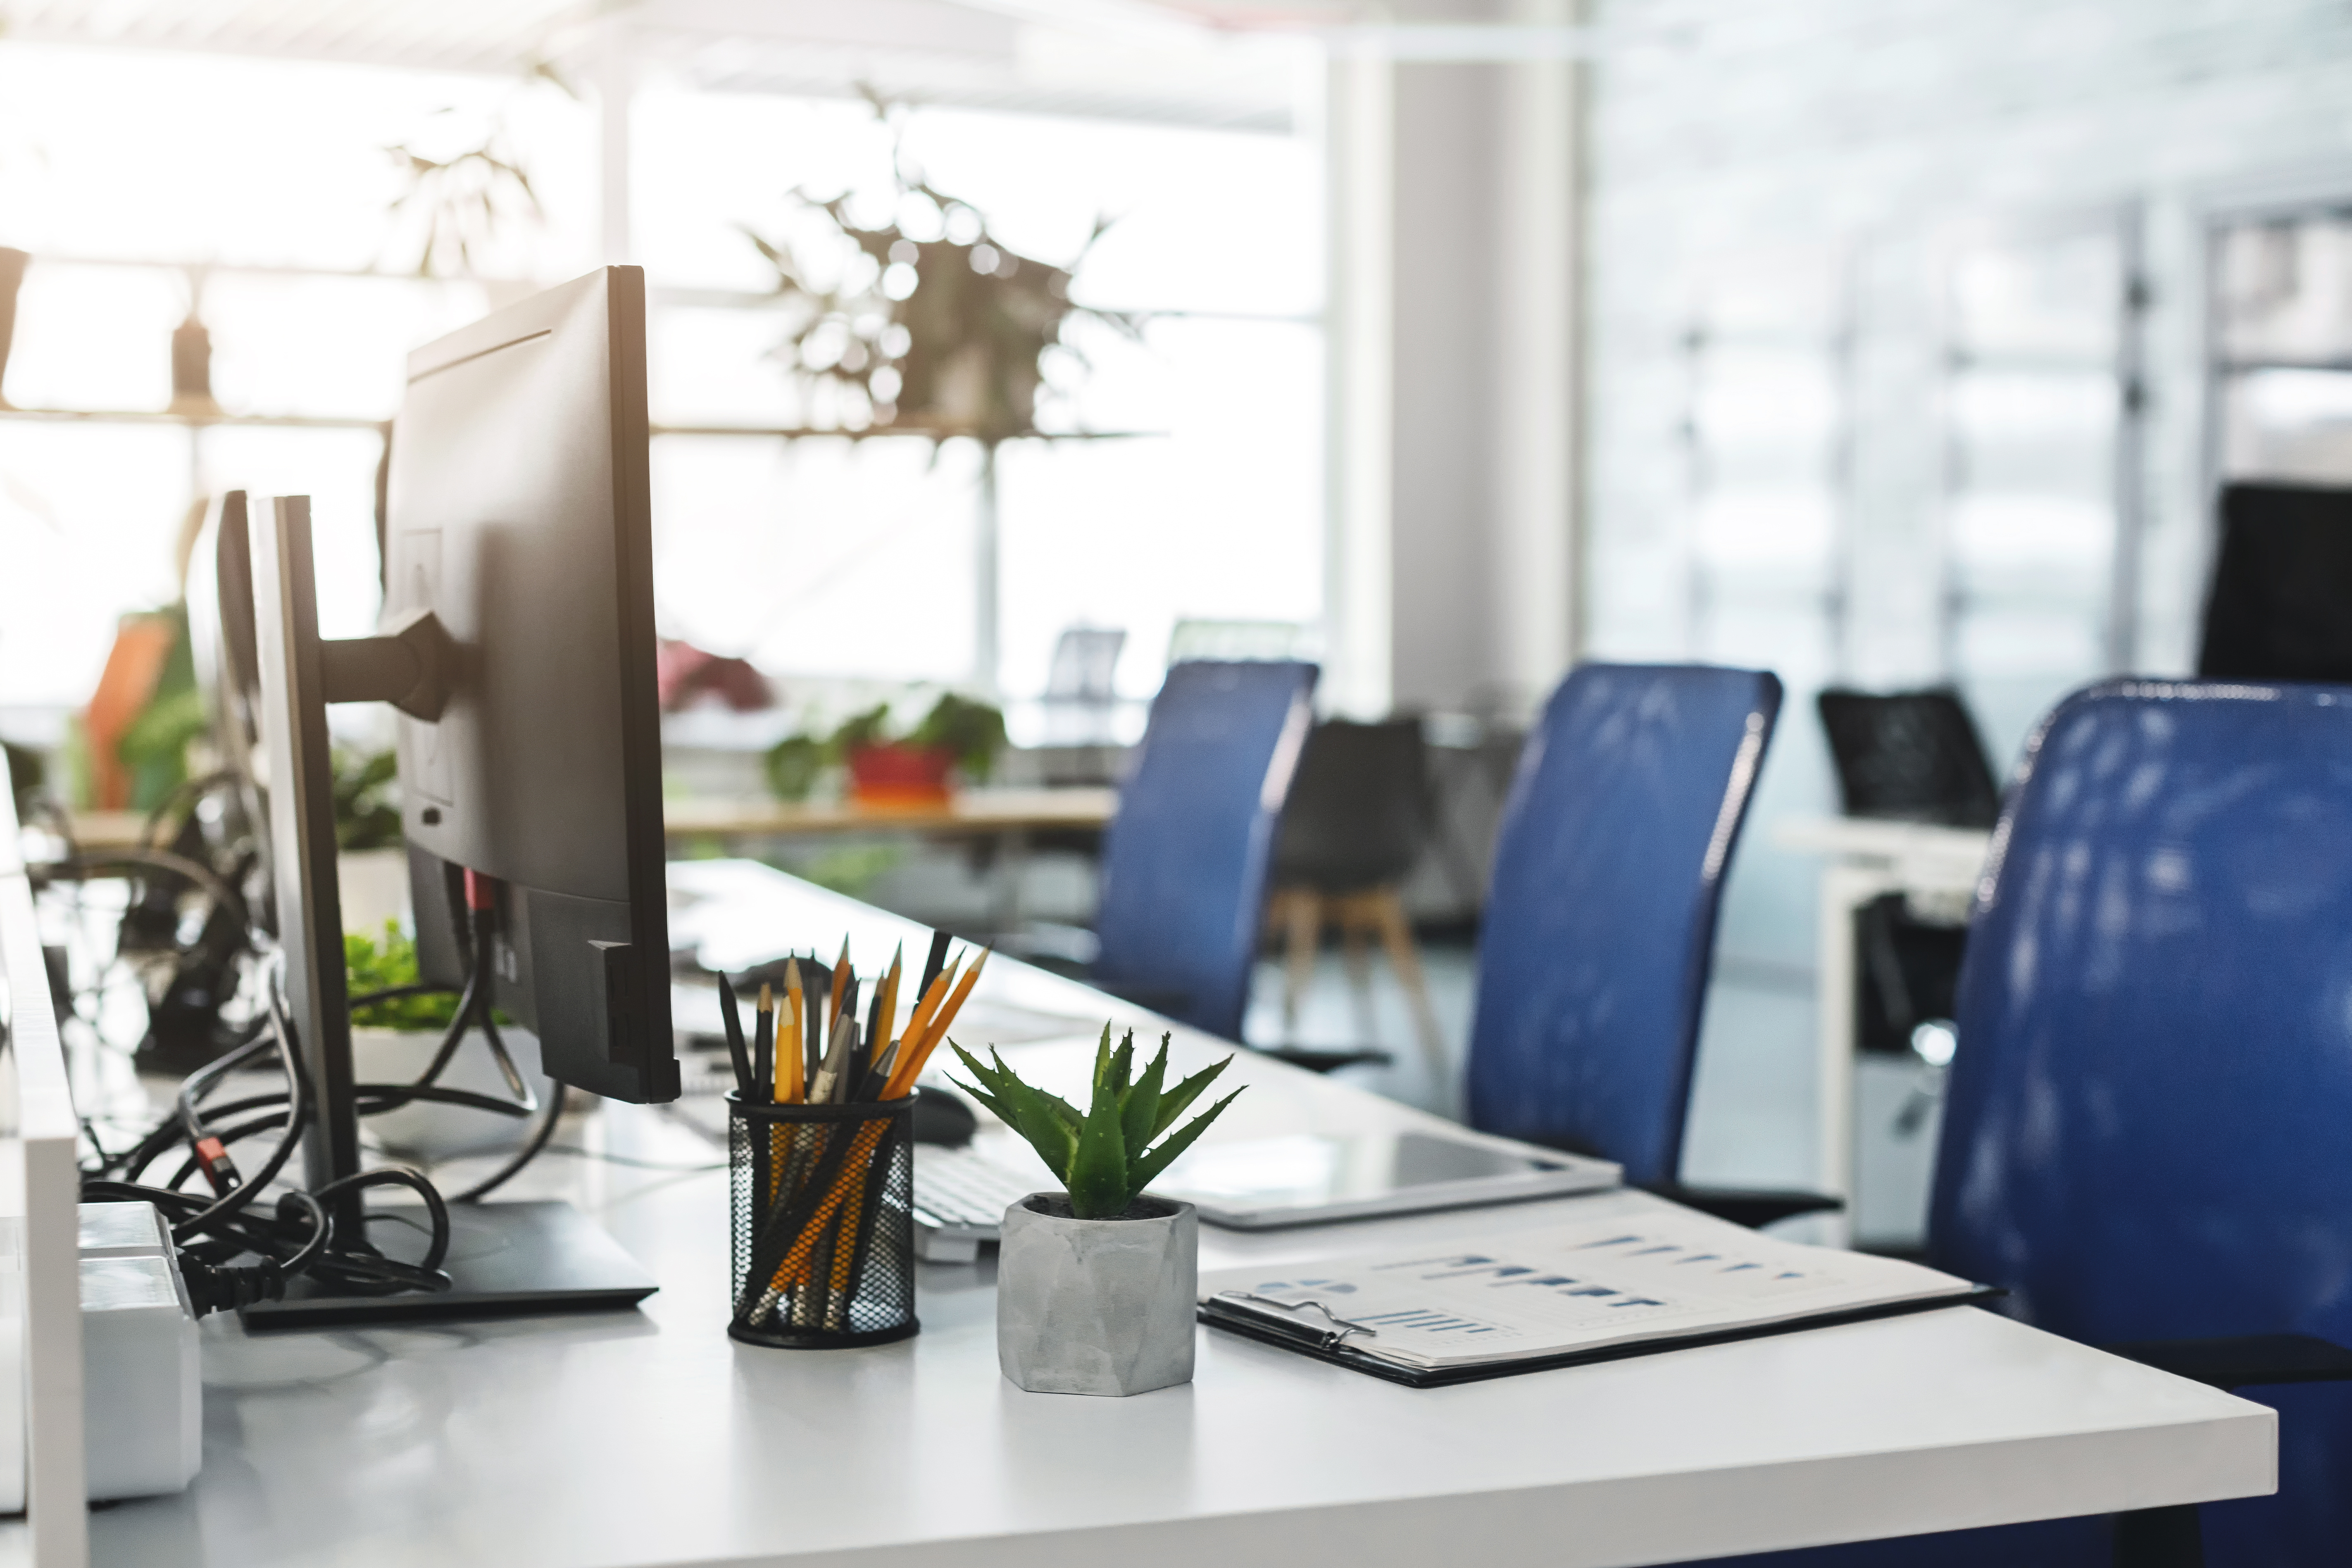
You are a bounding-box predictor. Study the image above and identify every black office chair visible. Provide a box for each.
[1263,719,1442,1075]
[2198,480,2352,682]
[1815,687,2000,830]
[1816,688,1995,1064]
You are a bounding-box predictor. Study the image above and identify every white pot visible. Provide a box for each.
[996,1194,1197,1397]
[337,850,412,938]
[349,1025,543,1161]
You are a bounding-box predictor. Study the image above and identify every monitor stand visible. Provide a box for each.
[238,1202,654,1329]
[243,495,658,1327]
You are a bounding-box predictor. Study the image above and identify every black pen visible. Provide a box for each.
[718,973,754,1098]
[753,983,774,1103]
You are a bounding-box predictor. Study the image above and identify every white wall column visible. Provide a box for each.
[595,21,636,265]
[1491,0,1582,703]
[1322,50,1397,720]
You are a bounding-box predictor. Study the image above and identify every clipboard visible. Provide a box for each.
[1198,1284,2007,1388]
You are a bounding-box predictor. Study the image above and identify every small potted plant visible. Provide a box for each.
[952,1028,1241,1396]
[346,921,540,1160]
[766,691,1007,807]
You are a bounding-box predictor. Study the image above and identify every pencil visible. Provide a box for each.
[781,959,805,1104]
[828,935,851,1041]
[893,958,959,1078]
[878,943,903,1044]
[885,949,988,1099]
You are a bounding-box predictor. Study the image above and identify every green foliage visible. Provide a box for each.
[761,693,1007,801]
[952,1026,1242,1220]
[331,748,403,851]
[797,843,903,899]
[830,703,895,754]
[739,93,1141,445]
[909,692,1006,780]
[345,921,459,1030]
[763,734,825,802]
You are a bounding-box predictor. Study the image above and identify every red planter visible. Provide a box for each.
[845,743,956,809]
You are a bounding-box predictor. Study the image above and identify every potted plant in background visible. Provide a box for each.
[765,690,1006,807]
[741,94,1140,443]
[953,1028,1241,1396]
[345,919,540,1161]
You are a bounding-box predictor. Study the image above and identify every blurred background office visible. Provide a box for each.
[10,0,2352,1257]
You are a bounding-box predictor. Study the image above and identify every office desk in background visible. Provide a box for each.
[29,861,2266,1568]
[1773,815,1992,1243]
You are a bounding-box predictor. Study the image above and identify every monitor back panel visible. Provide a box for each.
[385,268,676,1103]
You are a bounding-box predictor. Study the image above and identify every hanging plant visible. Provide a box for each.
[383,62,572,280]
[741,95,1143,443]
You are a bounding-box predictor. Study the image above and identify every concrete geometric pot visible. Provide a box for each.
[996,1193,1197,1397]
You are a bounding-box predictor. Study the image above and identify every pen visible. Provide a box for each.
[752,983,774,1103]
[917,929,950,1002]
[717,973,753,1099]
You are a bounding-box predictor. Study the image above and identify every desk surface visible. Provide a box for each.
[662,788,1118,840]
[62,790,1119,854]
[58,863,2269,1568]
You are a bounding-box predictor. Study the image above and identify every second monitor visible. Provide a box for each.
[383,266,678,1105]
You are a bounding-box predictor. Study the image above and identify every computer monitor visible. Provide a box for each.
[384,267,678,1105]
[2200,481,2352,684]
[239,267,669,1323]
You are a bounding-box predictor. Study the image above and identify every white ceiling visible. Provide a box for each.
[0,0,1317,130]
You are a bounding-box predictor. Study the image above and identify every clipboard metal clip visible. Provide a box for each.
[1210,1291,1379,1351]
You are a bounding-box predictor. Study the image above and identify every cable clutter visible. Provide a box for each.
[65,790,559,1316]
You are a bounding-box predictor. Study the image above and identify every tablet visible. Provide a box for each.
[1152,1129,1620,1230]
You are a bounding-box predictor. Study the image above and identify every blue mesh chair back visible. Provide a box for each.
[1092,660,1316,1042]
[1918,677,2352,1562]
[1465,663,1781,1184]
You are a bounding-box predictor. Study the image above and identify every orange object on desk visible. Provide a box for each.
[843,742,955,809]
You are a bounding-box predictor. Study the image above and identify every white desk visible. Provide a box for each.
[1772,816,1993,1239]
[50,861,2266,1568]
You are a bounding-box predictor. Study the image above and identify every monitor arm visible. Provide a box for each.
[318,606,452,721]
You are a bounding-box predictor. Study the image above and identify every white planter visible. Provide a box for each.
[349,1025,542,1161]
[337,850,412,937]
[996,1194,1197,1397]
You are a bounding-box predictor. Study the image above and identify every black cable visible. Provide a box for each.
[448,1084,566,1202]
[138,769,239,850]
[163,983,312,1244]
[58,849,247,931]
[346,981,461,1012]
[315,1168,451,1277]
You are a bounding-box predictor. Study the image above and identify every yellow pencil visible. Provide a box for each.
[781,959,805,1104]
[885,949,988,1099]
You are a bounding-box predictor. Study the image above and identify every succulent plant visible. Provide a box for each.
[951,1026,1241,1220]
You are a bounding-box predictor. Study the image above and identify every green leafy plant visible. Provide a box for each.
[951,1026,1242,1220]
[762,692,1007,801]
[909,692,1006,778]
[331,747,402,851]
[345,921,459,1030]
[741,92,1140,443]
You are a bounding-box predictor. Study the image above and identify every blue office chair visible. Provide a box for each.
[1088,659,1316,1043]
[1464,663,1824,1224]
[1681,678,2352,1567]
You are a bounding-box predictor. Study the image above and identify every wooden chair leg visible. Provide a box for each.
[1367,886,1447,1077]
[1336,901,1378,1047]
[1276,888,1321,1040]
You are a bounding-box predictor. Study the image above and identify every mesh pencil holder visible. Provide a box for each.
[728,1094,918,1349]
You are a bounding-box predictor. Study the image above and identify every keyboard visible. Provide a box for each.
[912,1146,1038,1263]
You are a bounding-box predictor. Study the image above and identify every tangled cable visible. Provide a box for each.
[81,923,560,1313]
